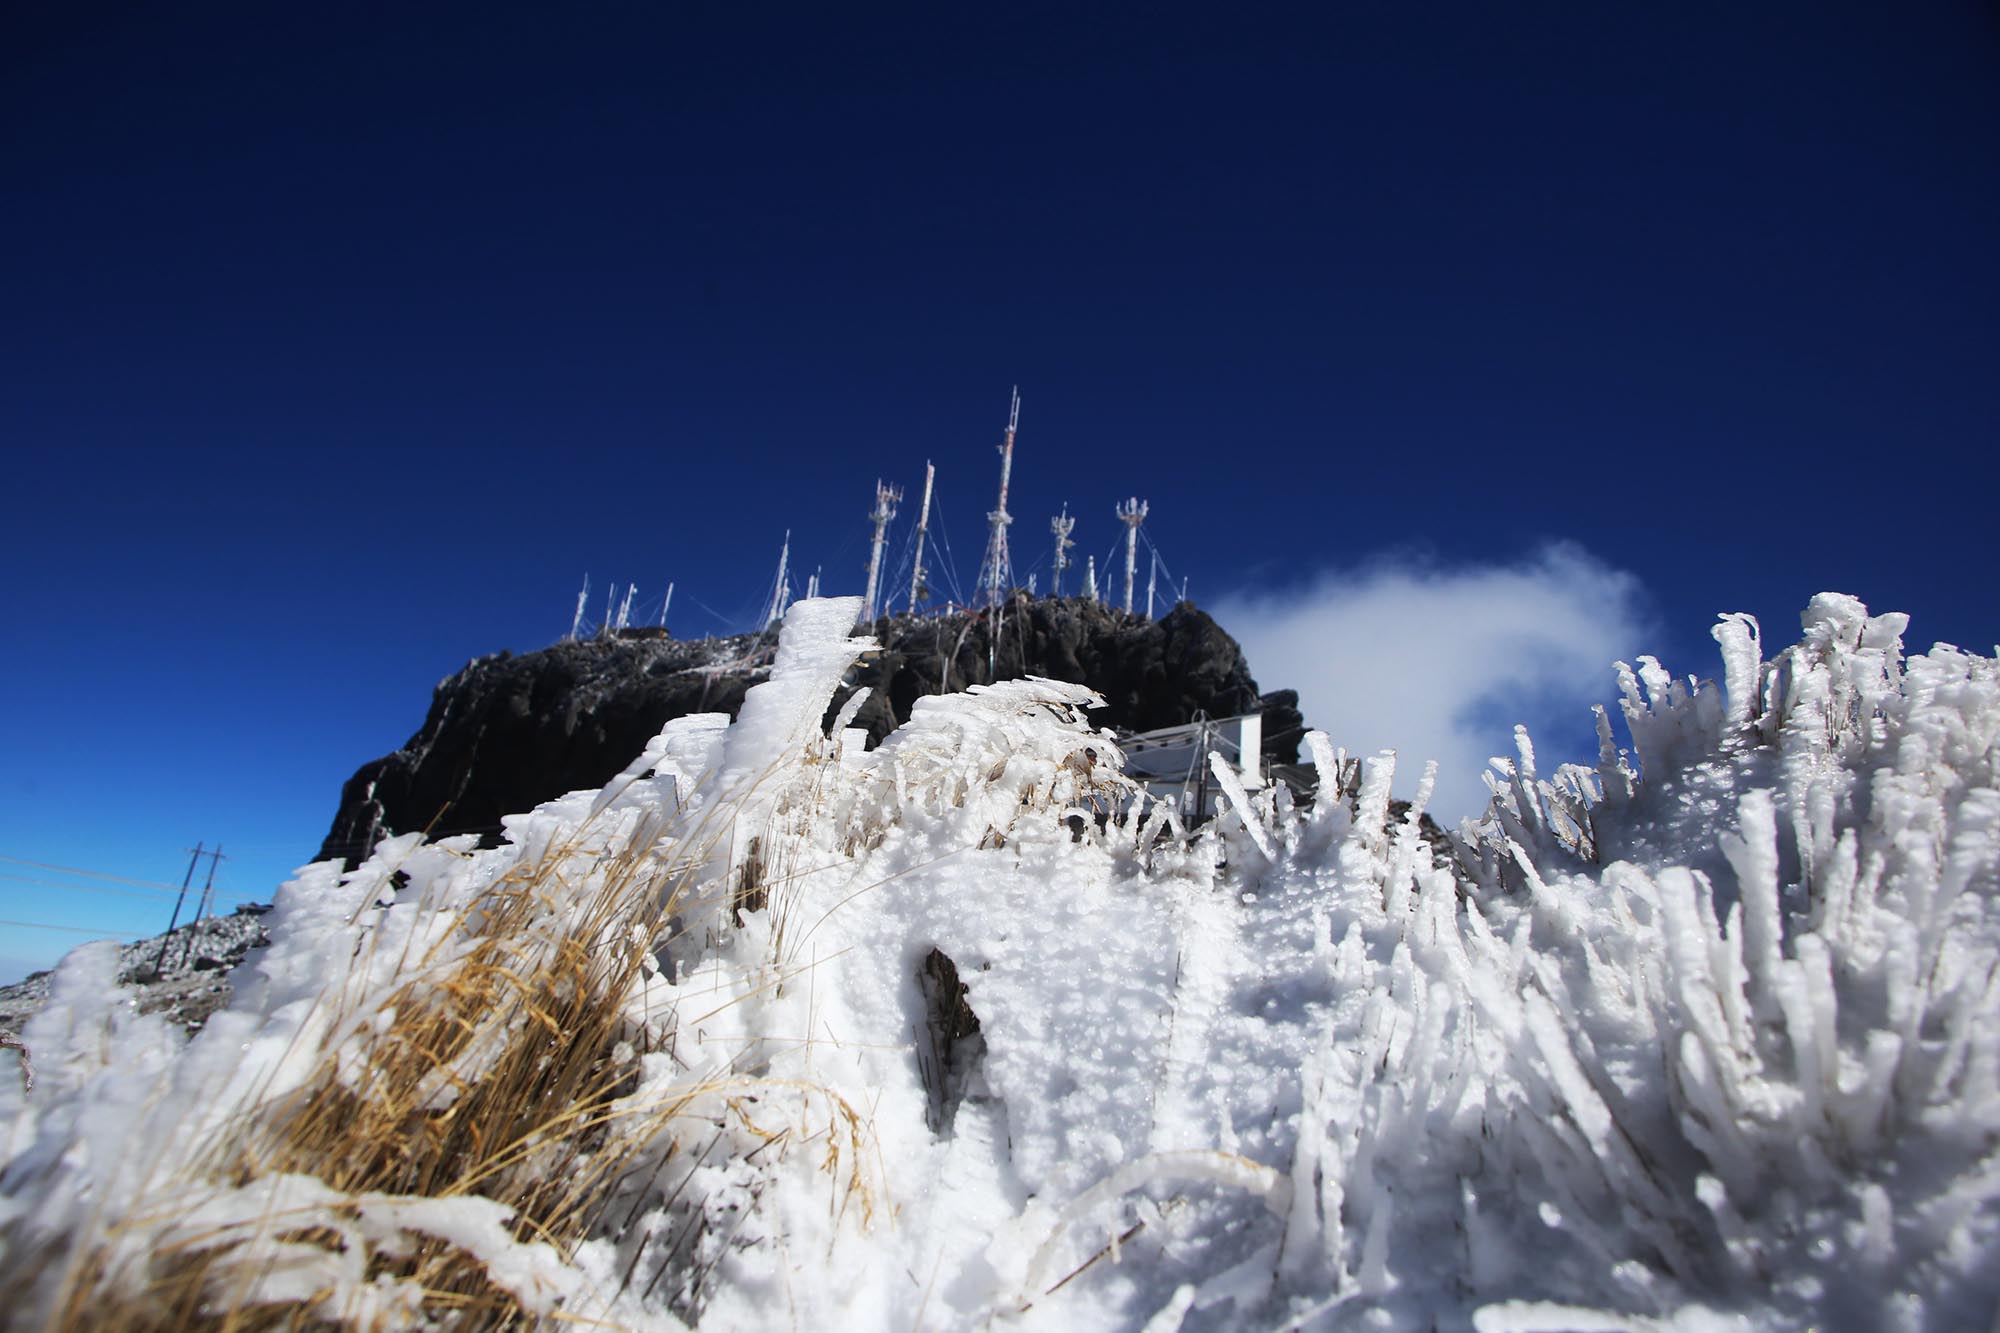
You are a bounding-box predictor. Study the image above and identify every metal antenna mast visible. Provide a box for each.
[569,574,590,641]
[660,581,673,630]
[908,460,935,613]
[1083,555,1099,603]
[977,387,1020,609]
[1116,497,1149,614]
[861,480,903,624]
[1146,550,1159,620]
[1050,504,1076,599]
[765,531,791,627]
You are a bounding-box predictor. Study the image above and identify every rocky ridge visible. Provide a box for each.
[320,597,1306,865]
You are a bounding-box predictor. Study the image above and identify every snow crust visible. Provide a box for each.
[1,592,1995,1331]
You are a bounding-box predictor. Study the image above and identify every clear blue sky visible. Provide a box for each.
[3,2,1995,983]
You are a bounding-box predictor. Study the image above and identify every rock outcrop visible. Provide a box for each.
[319,598,1306,865]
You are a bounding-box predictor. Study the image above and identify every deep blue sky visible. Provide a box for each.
[3,2,1995,982]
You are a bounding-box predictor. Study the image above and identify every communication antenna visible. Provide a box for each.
[806,567,820,600]
[861,480,903,623]
[602,584,615,638]
[976,387,1020,609]
[569,574,590,641]
[1115,497,1149,615]
[908,460,935,613]
[765,531,791,627]
[1050,504,1076,598]
[615,583,636,631]
[1146,550,1159,620]
[1082,555,1099,603]
[660,581,673,630]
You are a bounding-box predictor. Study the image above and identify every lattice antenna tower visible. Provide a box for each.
[1115,497,1149,615]
[861,480,902,623]
[908,461,935,613]
[1050,504,1076,598]
[765,531,791,627]
[977,387,1021,609]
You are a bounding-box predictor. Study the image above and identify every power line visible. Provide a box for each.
[0,919,116,937]
[0,873,186,902]
[0,855,181,893]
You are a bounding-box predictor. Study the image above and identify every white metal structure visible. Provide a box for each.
[1120,712,1265,819]
[569,574,590,641]
[660,581,673,630]
[977,388,1021,609]
[1082,555,1098,602]
[1115,496,1148,614]
[765,531,791,627]
[861,480,903,624]
[908,461,935,613]
[1050,504,1076,598]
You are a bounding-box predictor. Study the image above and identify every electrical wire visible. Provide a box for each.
[0,873,183,901]
[0,919,117,936]
[0,856,181,892]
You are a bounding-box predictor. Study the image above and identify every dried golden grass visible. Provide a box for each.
[23,750,894,1331]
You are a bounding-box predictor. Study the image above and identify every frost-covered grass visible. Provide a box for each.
[0,593,1994,1330]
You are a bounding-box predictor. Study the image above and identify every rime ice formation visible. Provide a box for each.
[0,593,1995,1331]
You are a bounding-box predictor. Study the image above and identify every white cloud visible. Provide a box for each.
[1214,544,1650,823]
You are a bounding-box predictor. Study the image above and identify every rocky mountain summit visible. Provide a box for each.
[320,598,1305,864]
[0,905,271,1044]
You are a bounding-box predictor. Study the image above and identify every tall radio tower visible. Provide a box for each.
[861,480,902,624]
[908,461,935,613]
[1115,497,1148,615]
[977,387,1021,609]
[1050,504,1076,598]
[765,531,791,627]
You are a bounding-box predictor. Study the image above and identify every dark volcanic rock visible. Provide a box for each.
[319,599,1305,866]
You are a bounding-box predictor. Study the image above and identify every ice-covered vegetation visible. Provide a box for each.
[1,594,1995,1330]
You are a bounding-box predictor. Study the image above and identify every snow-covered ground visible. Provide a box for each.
[0,593,1993,1331]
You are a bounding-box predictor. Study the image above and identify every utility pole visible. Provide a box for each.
[151,843,220,978]
[1116,497,1149,615]
[1050,504,1076,599]
[908,461,935,614]
[977,388,1021,609]
[179,845,225,971]
[861,480,903,624]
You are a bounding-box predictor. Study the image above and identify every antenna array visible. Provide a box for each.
[908,461,935,612]
[1050,504,1076,598]
[1115,497,1149,615]
[861,480,903,624]
[976,387,1021,609]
